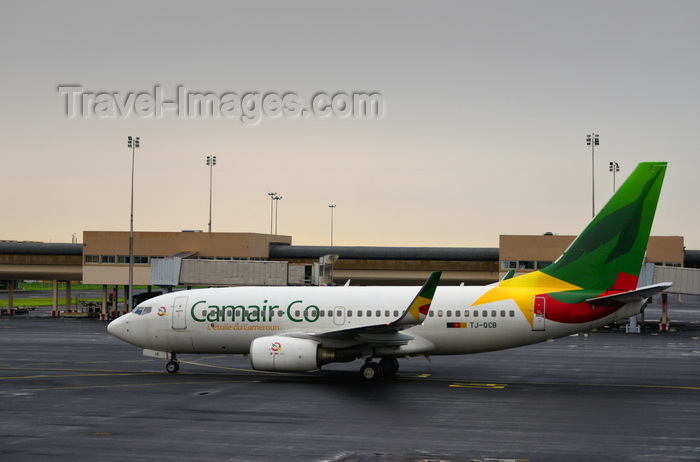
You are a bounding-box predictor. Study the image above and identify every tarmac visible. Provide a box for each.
[1,294,699,461]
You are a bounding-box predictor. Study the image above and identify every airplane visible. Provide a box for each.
[108,162,671,380]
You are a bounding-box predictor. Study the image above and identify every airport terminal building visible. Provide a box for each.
[1,230,695,320]
[80,231,686,286]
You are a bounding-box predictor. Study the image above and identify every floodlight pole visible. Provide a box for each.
[329,204,336,247]
[206,156,216,232]
[586,133,599,217]
[268,192,277,234]
[273,195,282,234]
[127,136,140,313]
[609,161,620,192]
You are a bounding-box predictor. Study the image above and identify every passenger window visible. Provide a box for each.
[464,310,470,317]
[384,310,390,317]
[482,310,488,317]
[473,310,479,317]
[500,310,506,317]
[278,310,284,318]
[358,310,363,317]
[437,310,443,317]
[429,311,435,317]
[367,310,372,317]
[491,310,497,317]
[295,310,301,318]
[510,310,515,317]
[394,310,399,317]
[347,311,352,317]
[375,310,381,317]
[446,310,452,317]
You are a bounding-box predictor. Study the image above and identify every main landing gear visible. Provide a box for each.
[166,353,180,373]
[360,358,400,381]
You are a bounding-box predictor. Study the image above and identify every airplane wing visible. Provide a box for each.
[586,282,673,306]
[283,271,442,348]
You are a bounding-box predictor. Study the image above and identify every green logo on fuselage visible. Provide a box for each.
[190,299,320,323]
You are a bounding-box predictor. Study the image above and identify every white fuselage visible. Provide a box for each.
[107,285,643,358]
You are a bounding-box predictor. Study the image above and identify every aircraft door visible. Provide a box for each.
[532,296,545,331]
[172,296,188,330]
[333,306,345,326]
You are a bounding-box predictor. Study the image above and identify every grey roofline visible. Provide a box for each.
[2,240,698,266]
[269,244,499,261]
[0,242,83,256]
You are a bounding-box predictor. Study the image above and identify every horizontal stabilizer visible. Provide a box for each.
[586,282,673,306]
[501,269,515,281]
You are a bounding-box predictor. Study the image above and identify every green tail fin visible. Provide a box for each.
[540,162,667,291]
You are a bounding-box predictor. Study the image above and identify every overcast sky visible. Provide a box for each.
[2,1,698,250]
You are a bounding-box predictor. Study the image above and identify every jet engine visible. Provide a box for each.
[249,336,336,372]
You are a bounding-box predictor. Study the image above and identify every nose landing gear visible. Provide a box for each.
[165,353,179,373]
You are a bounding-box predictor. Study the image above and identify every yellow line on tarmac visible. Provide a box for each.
[0,371,157,380]
[1,378,259,394]
[178,359,291,375]
[397,374,700,392]
[449,382,507,389]
[487,380,700,392]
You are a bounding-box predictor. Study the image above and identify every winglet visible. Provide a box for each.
[392,271,442,327]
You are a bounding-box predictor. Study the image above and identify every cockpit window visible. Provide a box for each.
[133,306,152,316]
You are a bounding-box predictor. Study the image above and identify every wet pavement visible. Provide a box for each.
[0,294,699,461]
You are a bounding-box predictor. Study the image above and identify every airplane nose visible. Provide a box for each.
[107,316,125,340]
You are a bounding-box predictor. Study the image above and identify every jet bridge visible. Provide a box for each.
[630,263,700,332]
[150,255,338,288]
[151,258,309,287]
